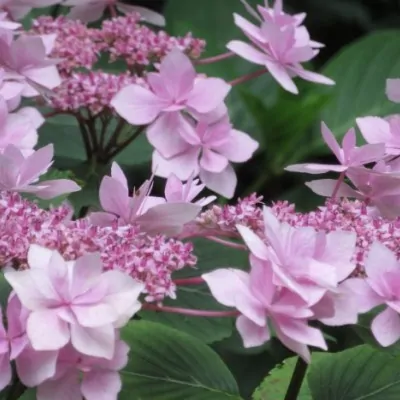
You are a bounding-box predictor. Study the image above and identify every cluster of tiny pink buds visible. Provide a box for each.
[0,192,197,302]
[50,71,147,114]
[29,16,103,74]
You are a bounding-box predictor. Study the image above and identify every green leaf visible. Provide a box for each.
[0,273,11,309]
[308,345,400,399]
[140,238,248,343]
[310,30,400,155]
[17,389,36,400]
[120,321,242,400]
[252,356,314,400]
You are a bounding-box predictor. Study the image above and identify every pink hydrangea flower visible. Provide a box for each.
[307,165,400,219]
[351,241,400,346]
[89,162,201,236]
[152,117,259,199]
[65,0,165,26]
[236,206,357,305]
[5,244,144,359]
[286,122,385,174]
[165,174,216,207]
[0,0,60,20]
[111,49,231,157]
[386,78,400,103]
[0,32,61,97]
[0,144,81,199]
[203,256,327,362]
[356,115,400,156]
[227,1,334,94]
[0,98,44,155]
[36,340,129,400]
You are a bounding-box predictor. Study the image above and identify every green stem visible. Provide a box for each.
[283,357,308,400]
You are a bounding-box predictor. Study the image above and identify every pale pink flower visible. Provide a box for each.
[0,97,44,155]
[36,340,128,400]
[203,256,327,362]
[227,5,334,94]
[0,69,24,110]
[0,0,61,20]
[0,307,11,391]
[0,144,81,199]
[356,115,400,156]
[386,78,400,103]
[0,32,61,97]
[5,245,144,359]
[89,162,201,236]
[111,49,230,157]
[286,122,385,174]
[152,117,259,199]
[350,242,400,346]
[65,0,165,26]
[236,206,357,305]
[0,12,20,32]
[307,165,400,219]
[165,174,216,207]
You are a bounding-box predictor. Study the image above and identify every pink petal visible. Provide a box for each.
[72,304,117,328]
[16,346,57,387]
[27,244,53,270]
[88,212,116,227]
[82,370,122,400]
[236,315,270,348]
[199,163,237,198]
[372,307,400,347]
[236,224,268,260]
[364,241,399,281]
[285,163,346,174]
[233,13,266,42]
[159,49,196,100]
[213,129,259,162]
[101,270,144,328]
[152,149,200,180]
[356,116,392,145]
[146,112,192,158]
[22,66,61,97]
[31,179,81,199]
[187,77,231,114]
[37,371,81,400]
[321,121,342,162]
[200,149,228,173]
[291,66,335,86]
[136,202,201,236]
[99,176,129,220]
[27,310,70,351]
[164,173,183,201]
[0,354,10,391]
[111,84,166,125]
[265,60,298,94]
[227,40,267,65]
[305,179,359,198]
[274,325,311,362]
[386,79,400,103]
[18,144,53,185]
[66,3,105,23]
[342,128,356,156]
[70,324,115,360]
[350,143,386,166]
[110,162,128,189]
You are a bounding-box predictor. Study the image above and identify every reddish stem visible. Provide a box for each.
[331,171,346,199]
[206,236,247,250]
[109,4,117,18]
[194,52,235,65]
[228,69,267,86]
[143,304,239,317]
[173,277,204,285]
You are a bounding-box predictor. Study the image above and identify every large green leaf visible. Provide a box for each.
[140,238,248,343]
[120,321,242,400]
[309,30,400,156]
[308,345,400,399]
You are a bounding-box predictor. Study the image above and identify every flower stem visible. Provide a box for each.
[143,304,239,317]
[206,236,247,250]
[173,277,204,285]
[283,357,308,400]
[331,171,346,199]
[194,52,235,65]
[228,69,267,86]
